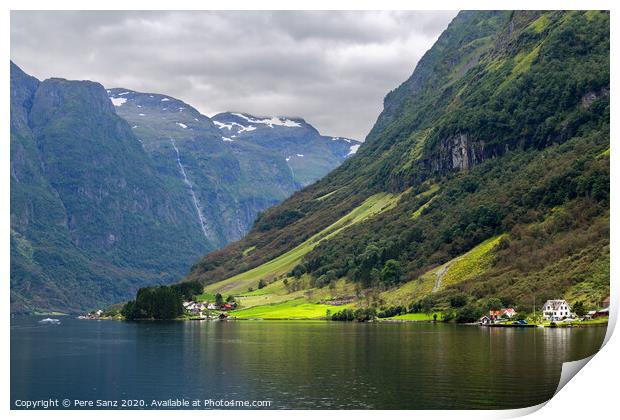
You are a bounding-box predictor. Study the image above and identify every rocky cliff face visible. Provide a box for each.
[429,133,485,172]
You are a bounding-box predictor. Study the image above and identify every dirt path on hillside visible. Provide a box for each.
[433,263,452,292]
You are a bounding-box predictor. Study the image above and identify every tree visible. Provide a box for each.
[152,287,183,320]
[215,293,224,306]
[121,300,139,320]
[353,308,377,322]
[456,304,482,323]
[257,279,266,289]
[420,295,435,316]
[572,301,586,317]
[122,285,183,320]
[226,295,235,303]
[449,293,468,308]
[381,259,402,285]
[171,281,203,300]
[485,297,503,311]
[442,310,456,323]
[499,295,515,308]
[409,301,422,313]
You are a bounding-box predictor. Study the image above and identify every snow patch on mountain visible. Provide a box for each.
[232,113,301,128]
[176,122,188,129]
[222,137,234,142]
[110,97,127,107]
[213,121,233,130]
[213,120,256,133]
[161,98,170,102]
[347,144,360,156]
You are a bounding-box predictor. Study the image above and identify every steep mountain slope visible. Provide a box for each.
[108,90,360,244]
[188,11,609,315]
[10,63,210,313]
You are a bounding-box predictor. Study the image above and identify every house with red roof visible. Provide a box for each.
[489,308,516,321]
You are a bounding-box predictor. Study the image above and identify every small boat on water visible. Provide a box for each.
[38,318,61,325]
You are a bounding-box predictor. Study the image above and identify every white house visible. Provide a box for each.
[542,299,571,321]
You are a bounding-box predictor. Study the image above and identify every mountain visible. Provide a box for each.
[211,112,360,186]
[10,63,210,313]
[187,11,609,317]
[10,66,358,313]
[108,90,360,245]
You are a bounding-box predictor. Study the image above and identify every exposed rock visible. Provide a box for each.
[582,86,609,108]
[430,133,486,172]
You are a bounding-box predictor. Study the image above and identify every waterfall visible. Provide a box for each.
[169,138,209,239]
[285,159,296,183]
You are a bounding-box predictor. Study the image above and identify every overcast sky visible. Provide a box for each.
[11,11,457,140]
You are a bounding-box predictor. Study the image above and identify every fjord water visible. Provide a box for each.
[11,317,605,409]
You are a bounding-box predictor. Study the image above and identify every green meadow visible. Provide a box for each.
[231,298,350,319]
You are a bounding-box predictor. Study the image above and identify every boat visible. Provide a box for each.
[38,318,61,325]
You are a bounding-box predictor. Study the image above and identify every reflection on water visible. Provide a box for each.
[11,317,606,409]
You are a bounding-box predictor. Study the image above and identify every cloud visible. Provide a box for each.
[10,10,457,140]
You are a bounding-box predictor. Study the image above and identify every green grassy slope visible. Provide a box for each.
[203,192,403,294]
[231,298,349,319]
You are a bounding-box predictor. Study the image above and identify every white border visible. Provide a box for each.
[3,1,617,419]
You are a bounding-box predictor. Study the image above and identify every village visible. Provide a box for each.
[478,296,610,328]
[76,291,241,321]
[181,297,238,320]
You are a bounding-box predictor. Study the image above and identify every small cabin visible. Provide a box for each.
[593,307,609,319]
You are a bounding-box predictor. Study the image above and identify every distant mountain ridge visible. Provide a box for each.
[211,111,360,186]
[10,64,359,313]
[108,89,360,244]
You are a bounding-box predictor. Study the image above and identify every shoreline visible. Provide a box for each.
[66,315,609,328]
[17,312,609,328]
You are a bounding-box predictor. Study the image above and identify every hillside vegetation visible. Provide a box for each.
[188,11,609,318]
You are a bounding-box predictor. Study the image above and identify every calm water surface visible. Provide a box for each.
[11,316,606,409]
